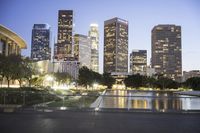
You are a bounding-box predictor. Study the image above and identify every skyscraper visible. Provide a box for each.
[104,17,128,73]
[55,10,73,60]
[130,50,147,75]
[31,24,51,61]
[74,34,91,69]
[89,24,99,73]
[151,25,182,81]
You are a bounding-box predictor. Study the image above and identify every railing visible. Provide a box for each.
[0,91,56,105]
[0,90,99,112]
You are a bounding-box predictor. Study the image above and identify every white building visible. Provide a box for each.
[53,61,80,80]
[146,67,156,77]
[89,24,99,73]
[182,70,200,82]
[74,34,91,69]
[33,59,80,80]
[0,24,27,87]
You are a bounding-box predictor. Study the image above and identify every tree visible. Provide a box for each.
[184,77,200,90]
[155,77,179,89]
[7,55,35,87]
[30,76,44,87]
[78,66,104,89]
[0,54,36,88]
[102,72,115,89]
[146,77,156,88]
[91,71,103,84]
[124,74,147,88]
[2,54,19,88]
[54,72,72,85]
[11,55,24,87]
[23,57,36,87]
[78,66,93,88]
[0,54,24,87]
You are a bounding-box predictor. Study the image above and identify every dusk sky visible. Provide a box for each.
[0,0,200,73]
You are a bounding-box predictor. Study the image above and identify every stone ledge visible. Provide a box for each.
[0,104,22,113]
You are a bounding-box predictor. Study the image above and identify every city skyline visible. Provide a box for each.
[0,0,200,73]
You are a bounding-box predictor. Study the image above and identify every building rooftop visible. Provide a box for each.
[104,17,128,25]
[0,24,27,49]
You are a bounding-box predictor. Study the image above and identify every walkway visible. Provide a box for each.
[0,111,200,133]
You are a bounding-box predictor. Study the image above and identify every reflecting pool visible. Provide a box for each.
[98,90,200,111]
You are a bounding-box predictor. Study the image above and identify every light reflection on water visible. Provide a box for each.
[99,90,200,111]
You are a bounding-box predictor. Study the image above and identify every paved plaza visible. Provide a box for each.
[0,111,200,133]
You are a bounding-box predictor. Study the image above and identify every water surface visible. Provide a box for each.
[99,90,200,111]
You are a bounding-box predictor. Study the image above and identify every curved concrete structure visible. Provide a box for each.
[0,24,27,55]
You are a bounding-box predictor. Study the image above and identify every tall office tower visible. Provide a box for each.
[31,24,51,61]
[130,50,147,75]
[104,17,128,73]
[55,10,73,60]
[88,24,99,73]
[152,25,182,81]
[74,34,91,69]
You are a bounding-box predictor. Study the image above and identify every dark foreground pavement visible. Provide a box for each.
[0,111,200,133]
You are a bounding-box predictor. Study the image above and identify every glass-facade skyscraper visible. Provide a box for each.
[130,50,147,75]
[31,24,51,61]
[74,34,91,69]
[151,25,182,81]
[104,17,128,73]
[55,10,73,61]
[88,23,99,73]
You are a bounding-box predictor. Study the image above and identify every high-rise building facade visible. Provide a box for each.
[74,34,91,69]
[88,24,99,73]
[151,25,182,81]
[31,24,51,61]
[53,61,80,80]
[104,17,128,73]
[130,50,147,75]
[55,10,73,60]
